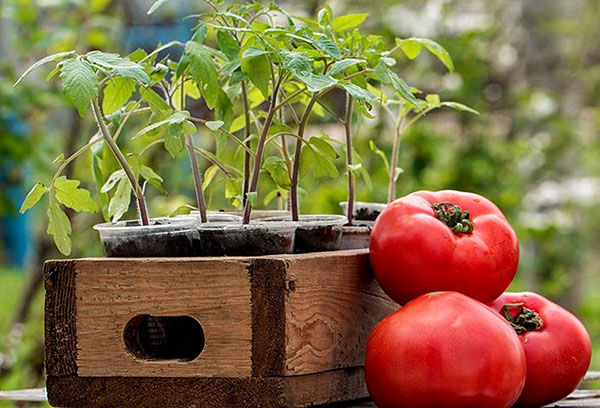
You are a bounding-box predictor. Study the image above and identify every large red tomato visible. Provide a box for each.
[370,190,519,304]
[365,292,526,408]
[489,292,592,407]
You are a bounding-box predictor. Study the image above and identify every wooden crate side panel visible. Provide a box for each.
[46,368,368,408]
[283,250,397,375]
[44,260,78,377]
[74,259,253,378]
[250,258,287,377]
[46,376,287,408]
[284,367,368,407]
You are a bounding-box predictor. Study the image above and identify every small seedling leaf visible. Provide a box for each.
[20,183,48,213]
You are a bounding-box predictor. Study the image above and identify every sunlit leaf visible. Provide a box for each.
[54,176,97,212]
[47,196,72,256]
[332,13,368,32]
[20,183,48,213]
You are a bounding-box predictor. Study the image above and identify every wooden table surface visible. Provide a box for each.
[1,372,599,407]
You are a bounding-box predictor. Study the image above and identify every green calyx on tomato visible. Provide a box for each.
[432,201,474,234]
[502,303,544,334]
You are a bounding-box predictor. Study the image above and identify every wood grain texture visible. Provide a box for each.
[73,258,253,378]
[44,260,78,377]
[281,250,397,375]
[250,258,287,376]
[46,368,367,408]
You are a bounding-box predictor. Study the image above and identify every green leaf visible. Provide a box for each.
[340,83,377,105]
[300,146,338,179]
[309,136,338,159]
[136,110,190,138]
[426,93,441,107]
[20,183,48,213]
[202,165,219,190]
[102,77,135,115]
[193,23,208,44]
[101,170,125,193]
[296,73,337,92]
[246,191,258,207]
[150,63,169,84]
[230,114,248,133]
[141,88,171,112]
[165,122,186,158]
[242,53,270,99]
[185,42,219,109]
[48,196,72,255]
[54,176,97,212]
[147,0,170,14]
[375,62,422,107]
[396,38,454,72]
[14,50,76,87]
[217,31,241,60]
[242,46,270,59]
[172,80,201,110]
[441,101,479,115]
[169,205,194,217]
[263,189,281,206]
[86,51,150,85]
[263,156,291,189]
[281,51,312,76]
[140,165,165,194]
[332,14,368,31]
[108,179,132,222]
[315,36,341,60]
[369,140,390,173]
[59,59,99,116]
[205,120,224,131]
[329,59,364,76]
[317,6,332,27]
[398,39,422,60]
[214,90,234,131]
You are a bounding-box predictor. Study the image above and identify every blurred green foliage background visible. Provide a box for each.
[1,0,599,403]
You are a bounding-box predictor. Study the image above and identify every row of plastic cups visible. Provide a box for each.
[94,213,348,257]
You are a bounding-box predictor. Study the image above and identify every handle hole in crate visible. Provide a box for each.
[123,315,204,361]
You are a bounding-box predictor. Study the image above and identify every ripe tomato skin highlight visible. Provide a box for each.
[370,190,519,305]
[365,292,526,408]
[489,292,592,408]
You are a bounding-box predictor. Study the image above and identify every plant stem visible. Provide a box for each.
[290,93,320,221]
[241,81,251,207]
[186,135,208,223]
[387,115,403,203]
[91,99,149,225]
[344,93,354,226]
[242,74,284,224]
[181,75,208,223]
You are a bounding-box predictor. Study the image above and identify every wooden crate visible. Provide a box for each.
[44,249,397,407]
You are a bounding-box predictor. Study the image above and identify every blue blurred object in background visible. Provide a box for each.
[0,111,33,270]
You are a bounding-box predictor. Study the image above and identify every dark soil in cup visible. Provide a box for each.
[197,223,295,256]
[295,223,343,253]
[262,215,346,253]
[340,201,387,222]
[96,219,201,257]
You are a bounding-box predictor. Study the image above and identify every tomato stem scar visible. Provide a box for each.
[502,302,544,334]
[432,202,474,234]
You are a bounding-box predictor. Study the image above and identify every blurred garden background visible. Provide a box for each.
[1,0,600,404]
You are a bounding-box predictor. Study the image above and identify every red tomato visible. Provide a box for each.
[489,292,592,407]
[365,292,526,408]
[370,190,519,304]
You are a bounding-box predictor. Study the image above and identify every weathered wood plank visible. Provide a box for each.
[282,250,396,375]
[73,258,253,378]
[46,368,367,408]
[250,258,287,376]
[44,260,78,376]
